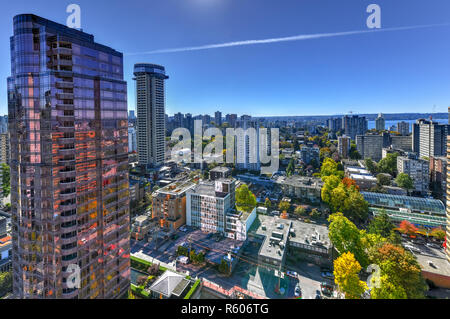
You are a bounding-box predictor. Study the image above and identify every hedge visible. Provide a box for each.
[184,279,201,299]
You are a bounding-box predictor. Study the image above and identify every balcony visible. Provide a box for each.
[56,93,74,100]
[56,81,74,89]
[56,104,74,110]
[59,158,75,165]
[59,146,76,155]
[57,115,75,122]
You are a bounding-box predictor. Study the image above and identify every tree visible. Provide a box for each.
[368,211,395,238]
[349,143,361,160]
[278,201,290,213]
[333,252,368,299]
[218,259,230,274]
[430,227,446,241]
[395,173,414,193]
[264,198,272,209]
[310,208,321,219]
[369,243,426,299]
[398,220,418,237]
[370,275,407,299]
[364,158,377,175]
[321,175,341,204]
[377,152,399,176]
[286,158,295,177]
[294,206,307,216]
[328,213,368,267]
[0,271,12,297]
[376,174,391,186]
[342,177,359,191]
[235,184,257,212]
[320,158,343,179]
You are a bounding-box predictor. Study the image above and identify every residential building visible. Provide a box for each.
[327,118,342,133]
[134,63,168,167]
[274,176,323,203]
[362,192,446,228]
[128,126,137,153]
[225,114,237,128]
[342,115,368,140]
[390,135,412,152]
[397,153,430,194]
[214,111,222,126]
[397,121,410,136]
[299,145,320,165]
[356,134,384,162]
[344,166,377,191]
[338,135,351,158]
[375,113,385,131]
[0,133,9,164]
[446,107,450,263]
[429,156,447,202]
[235,116,260,172]
[131,215,151,241]
[152,180,195,231]
[413,119,449,158]
[209,166,232,181]
[8,14,130,299]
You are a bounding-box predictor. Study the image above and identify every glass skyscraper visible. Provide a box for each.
[8,14,130,298]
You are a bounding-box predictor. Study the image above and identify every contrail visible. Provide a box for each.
[125,24,449,55]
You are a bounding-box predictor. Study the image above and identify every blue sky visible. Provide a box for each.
[1,0,450,116]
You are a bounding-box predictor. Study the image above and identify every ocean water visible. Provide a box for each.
[367,118,448,131]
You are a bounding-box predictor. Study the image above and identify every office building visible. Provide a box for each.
[397,153,429,194]
[446,107,450,263]
[356,134,383,162]
[375,113,385,131]
[134,63,168,167]
[397,121,410,136]
[8,14,130,298]
[343,115,368,140]
[186,179,236,235]
[338,135,351,158]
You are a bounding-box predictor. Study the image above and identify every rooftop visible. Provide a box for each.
[156,180,195,196]
[275,175,323,189]
[149,270,190,298]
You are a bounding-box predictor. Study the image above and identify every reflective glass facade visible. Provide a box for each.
[8,14,130,298]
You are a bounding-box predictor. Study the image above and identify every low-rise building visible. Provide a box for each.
[248,215,332,269]
[344,166,377,190]
[131,215,152,240]
[274,176,323,203]
[298,145,320,165]
[153,180,196,231]
[209,166,232,181]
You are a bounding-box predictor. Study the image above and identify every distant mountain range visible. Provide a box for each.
[256,113,448,122]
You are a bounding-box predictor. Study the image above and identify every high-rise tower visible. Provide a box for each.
[8,14,130,298]
[134,64,168,167]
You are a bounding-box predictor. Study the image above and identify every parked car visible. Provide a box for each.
[315,290,322,299]
[286,270,298,278]
[320,282,333,296]
[294,284,301,298]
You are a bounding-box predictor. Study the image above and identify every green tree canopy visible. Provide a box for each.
[395,173,414,191]
[368,211,395,238]
[377,152,399,176]
[328,213,369,268]
[235,184,257,213]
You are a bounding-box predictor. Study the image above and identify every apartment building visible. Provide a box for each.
[356,134,384,162]
[152,180,195,231]
[397,153,430,194]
